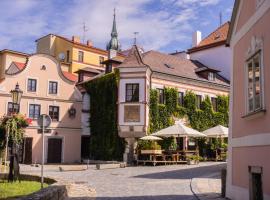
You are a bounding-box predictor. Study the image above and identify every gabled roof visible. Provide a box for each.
[118,45,147,68]
[142,50,228,85]
[117,47,229,86]
[188,22,230,53]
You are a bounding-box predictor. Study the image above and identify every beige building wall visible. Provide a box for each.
[0,53,82,163]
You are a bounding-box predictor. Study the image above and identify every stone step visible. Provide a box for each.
[96,163,126,170]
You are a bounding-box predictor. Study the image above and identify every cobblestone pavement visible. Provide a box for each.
[191,172,227,200]
[21,162,226,200]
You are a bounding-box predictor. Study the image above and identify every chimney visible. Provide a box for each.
[192,31,202,47]
[72,36,81,43]
[86,40,93,47]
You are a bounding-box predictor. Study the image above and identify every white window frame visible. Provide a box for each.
[26,77,39,95]
[47,80,59,96]
[245,51,263,114]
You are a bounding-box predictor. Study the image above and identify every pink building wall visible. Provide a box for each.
[227,0,270,199]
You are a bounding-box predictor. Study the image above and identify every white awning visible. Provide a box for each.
[202,125,228,138]
[152,121,206,138]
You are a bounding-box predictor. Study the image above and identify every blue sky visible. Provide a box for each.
[0,0,234,54]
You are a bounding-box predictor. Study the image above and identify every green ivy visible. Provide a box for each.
[149,88,229,133]
[84,70,125,161]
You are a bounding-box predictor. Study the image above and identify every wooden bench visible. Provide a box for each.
[136,160,187,166]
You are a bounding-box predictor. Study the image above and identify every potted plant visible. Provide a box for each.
[186,155,202,165]
[138,141,162,154]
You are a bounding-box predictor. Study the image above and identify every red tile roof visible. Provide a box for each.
[188,22,230,53]
[13,62,26,70]
[63,71,78,82]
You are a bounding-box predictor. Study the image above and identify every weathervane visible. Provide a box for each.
[82,22,88,43]
[133,32,139,45]
[219,12,223,26]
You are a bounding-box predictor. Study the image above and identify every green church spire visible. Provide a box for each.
[107,8,120,51]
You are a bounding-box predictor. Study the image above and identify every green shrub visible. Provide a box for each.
[186,155,203,161]
[160,137,177,151]
[137,140,161,150]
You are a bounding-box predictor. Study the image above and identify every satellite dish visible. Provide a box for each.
[58,52,65,61]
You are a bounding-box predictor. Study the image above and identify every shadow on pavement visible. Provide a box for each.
[69,195,196,200]
[133,163,226,180]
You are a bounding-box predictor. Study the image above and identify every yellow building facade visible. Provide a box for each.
[36,34,108,73]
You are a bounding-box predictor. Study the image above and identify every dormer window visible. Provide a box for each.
[164,63,174,69]
[208,72,215,81]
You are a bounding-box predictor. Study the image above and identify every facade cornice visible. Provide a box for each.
[152,71,230,92]
[0,93,82,103]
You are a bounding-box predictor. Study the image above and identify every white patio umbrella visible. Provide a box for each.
[202,125,228,138]
[139,135,163,141]
[152,121,206,138]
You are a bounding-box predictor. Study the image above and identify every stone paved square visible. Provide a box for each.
[21,162,225,200]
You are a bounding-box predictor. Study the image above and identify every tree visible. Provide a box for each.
[0,114,31,182]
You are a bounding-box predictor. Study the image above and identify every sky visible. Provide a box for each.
[0,0,234,54]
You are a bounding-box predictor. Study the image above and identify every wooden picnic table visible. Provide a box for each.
[137,150,198,166]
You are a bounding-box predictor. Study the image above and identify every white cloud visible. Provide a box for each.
[0,0,231,53]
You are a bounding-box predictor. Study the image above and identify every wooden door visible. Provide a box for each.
[23,138,33,164]
[18,137,33,164]
[81,136,90,159]
[47,138,62,163]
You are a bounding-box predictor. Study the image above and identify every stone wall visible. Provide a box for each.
[18,185,67,200]
[0,173,67,200]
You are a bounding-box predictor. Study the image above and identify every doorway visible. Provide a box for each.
[47,138,62,163]
[81,136,90,159]
[18,137,33,164]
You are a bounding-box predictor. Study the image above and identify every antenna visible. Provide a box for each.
[133,32,139,45]
[82,22,88,43]
[219,12,223,26]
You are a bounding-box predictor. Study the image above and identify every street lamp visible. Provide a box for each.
[4,83,23,173]
[10,83,23,107]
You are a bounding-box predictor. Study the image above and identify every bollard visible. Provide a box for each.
[221,168,227,197]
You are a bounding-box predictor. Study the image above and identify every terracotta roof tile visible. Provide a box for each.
[188,22,230,52]
[63,71,78,82]
[14,62,26,70]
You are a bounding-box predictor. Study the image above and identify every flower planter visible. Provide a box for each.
[187,160,199,165]
[141,150,162,154]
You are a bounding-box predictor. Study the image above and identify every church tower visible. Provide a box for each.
[107,9,121,59]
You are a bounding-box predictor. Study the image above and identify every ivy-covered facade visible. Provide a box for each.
[79,45,230,162]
